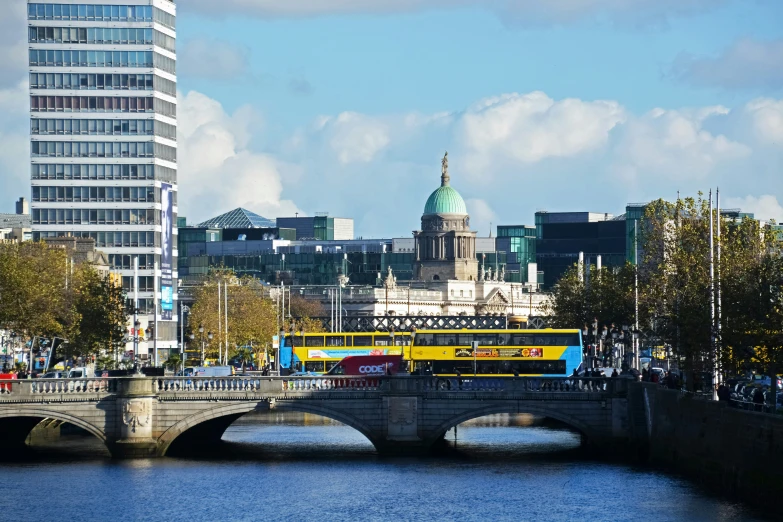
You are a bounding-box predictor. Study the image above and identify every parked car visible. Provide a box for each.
[42,371,66,378]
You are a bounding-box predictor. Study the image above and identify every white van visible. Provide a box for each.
[190,366,234,377]
[67,367,95,378]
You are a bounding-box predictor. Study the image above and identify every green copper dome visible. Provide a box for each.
[423,151,468,215]
[424,185,467,215]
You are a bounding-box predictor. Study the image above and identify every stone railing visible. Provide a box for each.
[0,378,117,397]
[0,376,627,399]
[156,377,272,393]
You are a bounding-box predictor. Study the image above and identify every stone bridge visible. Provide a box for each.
[0,376,633,458]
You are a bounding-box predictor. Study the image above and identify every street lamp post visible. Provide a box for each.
[133,318,141,372]
[180,304,190,374]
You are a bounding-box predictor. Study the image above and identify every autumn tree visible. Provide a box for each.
[0,242,72,349]
[68,265,127,361]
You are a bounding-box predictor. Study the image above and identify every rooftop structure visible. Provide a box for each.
[197,207,275,229]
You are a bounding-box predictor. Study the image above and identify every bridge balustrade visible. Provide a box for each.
[0,378,116,396]
[0,376,627,399]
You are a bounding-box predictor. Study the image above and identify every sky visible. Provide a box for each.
[2,0,783,237]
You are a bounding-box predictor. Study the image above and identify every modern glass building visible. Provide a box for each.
[496,225,538,284]
[535,211,626,289]
[28,1,178,360]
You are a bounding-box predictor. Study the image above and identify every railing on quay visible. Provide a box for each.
[0,376,628,399]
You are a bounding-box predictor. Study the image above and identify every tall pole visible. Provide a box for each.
[180,305,187,374]
[224,280,229,366]
[153,260,158,367]
[133,256,139,366]
[709,190,717,398]
[217,280,222,365]
[716,187,722,385]
[634,221,639,370]
[281,281,285,334]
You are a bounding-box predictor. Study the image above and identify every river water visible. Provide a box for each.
[0,413,765,522]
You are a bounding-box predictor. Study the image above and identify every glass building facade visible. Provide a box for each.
[496,225,537,283]
[28,1,178,355]
[535,212,627,289]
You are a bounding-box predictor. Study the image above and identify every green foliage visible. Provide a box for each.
[68,266,127,360]
[164,352,181,372]
[0,241,128,362]
[546,192,783,380]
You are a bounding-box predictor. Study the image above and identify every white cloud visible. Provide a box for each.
[458,91,625,174]
[178,38,251,80]
[177,91,300,223]
[323,112,391,164]
[672,39,783,90]
[611,106,750,182]
[186,0,722,26]
[724,195,783,223]
[282,92,783,237]
[465,198,498,236]
[744,98,783,145]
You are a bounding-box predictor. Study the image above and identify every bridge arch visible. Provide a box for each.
[0,408,108,450]
[427,402,598,446]
[158,400,378,456]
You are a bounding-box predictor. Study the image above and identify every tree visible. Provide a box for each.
[0,242,72,355]
[543,263,637,330]
[164,352,182,372]
[67,266,128,361]
[189,272,277,364]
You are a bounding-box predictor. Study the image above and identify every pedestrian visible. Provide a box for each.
[752,387,765,411]
[642,367,649,382]
[611,368,619,378]
[456,369,462,390]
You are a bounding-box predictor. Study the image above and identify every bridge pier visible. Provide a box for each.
[106,377,158,459]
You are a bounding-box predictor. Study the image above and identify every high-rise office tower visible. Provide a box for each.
[28,1,178,362]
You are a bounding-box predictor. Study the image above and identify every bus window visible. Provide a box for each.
[326,335,344,347]
[354,335,372,346]
[325,361,338,372]
[283,336,294,348]
[305,361,324,373]
[510,334,534,346]
[305,336,324,347]
[435,333,456,346]
[415,334,434,346]
[374,335,393,346]
[394,336,409,346]
[457,334,473,346]
[496,333,510,346]
[475,334,498,346]
[291,336,303,347]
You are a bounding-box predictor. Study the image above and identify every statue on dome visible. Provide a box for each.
[441,151,450,185]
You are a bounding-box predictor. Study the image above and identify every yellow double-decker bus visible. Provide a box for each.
[283,332,412,374]
[410,329,583,377]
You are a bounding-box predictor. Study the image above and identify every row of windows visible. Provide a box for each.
[414,333,581,347]
[31,73,154,91]
[33,186,156,204]
[33,231,157,248]
[33,208,158,226]
[30,96,178,117]
[32,141,176,161]
[30,50,156,69]
[32,164,176,182]
[29,27,158,47]
[31,118,176,140]
[28,5,165,25]
[121,276,155,293]
[109,254,155,270]
[31,95,151,112]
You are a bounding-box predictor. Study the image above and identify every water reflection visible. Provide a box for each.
[0,412,768,522]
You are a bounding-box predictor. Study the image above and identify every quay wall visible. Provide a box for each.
[636,382,783,510]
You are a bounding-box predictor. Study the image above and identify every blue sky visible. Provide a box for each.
[2,0,783,236]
